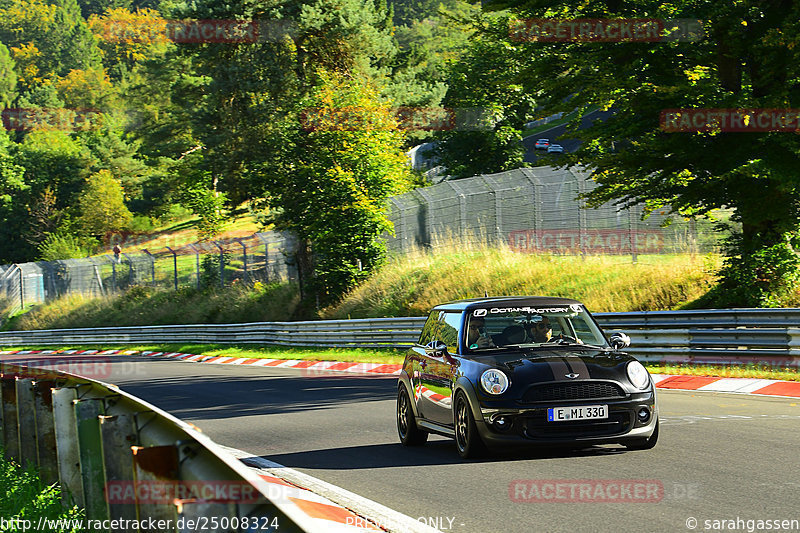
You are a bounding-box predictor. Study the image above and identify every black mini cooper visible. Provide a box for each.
[396,296,658,458]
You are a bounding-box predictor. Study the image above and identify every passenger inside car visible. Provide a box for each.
[467,317,496,349]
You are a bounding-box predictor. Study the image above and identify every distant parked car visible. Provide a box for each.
[396,296,658,458]
[534,139,550,149]
[547,144,564,154]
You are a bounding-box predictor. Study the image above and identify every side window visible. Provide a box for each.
[439,311,461,353]
[417,311,460,353]
[418,312,438,345]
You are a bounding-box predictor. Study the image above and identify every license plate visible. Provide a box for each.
[547,405,608,422]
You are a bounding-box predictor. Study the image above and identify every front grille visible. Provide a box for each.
[522,412,631,439]
[520,381,626,403]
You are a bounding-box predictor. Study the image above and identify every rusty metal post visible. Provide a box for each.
[132,445,181,530]
[33,380,59,484]
[53,386,84,508]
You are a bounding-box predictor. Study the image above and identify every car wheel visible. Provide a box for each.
[454,393,487,459]
[397,386,428,446]
[624,419,659,450]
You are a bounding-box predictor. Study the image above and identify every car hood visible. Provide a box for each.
[469,348,636,384]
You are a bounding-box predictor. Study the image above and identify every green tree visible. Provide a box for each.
[77,0,131,18]
[433,13,538,178]
[491,0,800,306]
[74,168,133,236]
[0,0,102,92]
[0,130,30,263]
[269,73,418,302]
[0,43,17,107]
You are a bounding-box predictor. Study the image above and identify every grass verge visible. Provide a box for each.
[2,345,798,381]
[647,363,799,383]
[0,450,84,533]
[0,345,406,365]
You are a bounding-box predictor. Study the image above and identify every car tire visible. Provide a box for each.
[397,386,428,446]
[624,419,659,450]
[454,392,487,459]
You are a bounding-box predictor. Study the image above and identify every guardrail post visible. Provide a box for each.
[1,375,20,460]
[33,380,59,485]
[787,328,800,349]
[99,413,138,522]
[53,387,85,508]
[16,378,38,469]
[131,444,181,526]
[175,500,237,533]
[75,397,110,522]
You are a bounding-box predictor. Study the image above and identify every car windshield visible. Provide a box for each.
[465,304,608,351]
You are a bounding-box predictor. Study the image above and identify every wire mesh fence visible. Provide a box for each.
[0,231,299,316]
[1,165,728,318]
[386,166,722,258]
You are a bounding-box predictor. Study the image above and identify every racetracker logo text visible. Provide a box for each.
[660,108,800,133]
[509,18,703,42]
[509,479,664,503]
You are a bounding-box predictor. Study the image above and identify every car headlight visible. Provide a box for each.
[480,369,509,395]
[627,361,650,389]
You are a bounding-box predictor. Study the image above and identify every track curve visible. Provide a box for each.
[7,352,800,533]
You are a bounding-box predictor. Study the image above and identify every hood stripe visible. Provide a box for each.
[543,356,570,381]
[563,354,590,379]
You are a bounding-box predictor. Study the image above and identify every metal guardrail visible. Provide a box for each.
[0,362,322,532]
[1,310,799,366]
[0,318,427,349]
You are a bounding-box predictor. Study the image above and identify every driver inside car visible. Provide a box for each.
[527,316,553,343]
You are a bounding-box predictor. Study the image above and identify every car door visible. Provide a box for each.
[417,310,461,426]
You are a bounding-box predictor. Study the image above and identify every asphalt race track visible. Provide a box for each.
[12,353,800,533]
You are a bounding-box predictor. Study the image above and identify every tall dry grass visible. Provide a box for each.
[322,241,720,318]
[9,282,300,330]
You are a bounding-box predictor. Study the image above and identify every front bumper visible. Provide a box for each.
[473,392,657,447]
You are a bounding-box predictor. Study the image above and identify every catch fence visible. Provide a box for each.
[0,231,299,317]
[2,166,726,319]
[386,166,722,257]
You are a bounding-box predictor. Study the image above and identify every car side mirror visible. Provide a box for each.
[425,341,449,358]
[608,332,631,350]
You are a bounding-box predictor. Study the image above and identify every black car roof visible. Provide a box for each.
[432,296,584,312]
